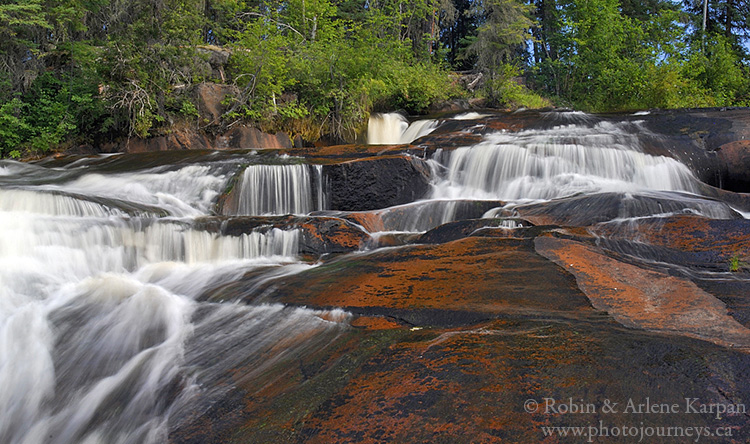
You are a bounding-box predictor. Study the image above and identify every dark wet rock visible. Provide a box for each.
[716,139,750,192]
[592,215,750,270]
[51,149,248,173]
[259,236,594,318]
[693,278,750,329]
[330,199,506,233]
[501,191,742,226]
[417,217,534,244]
[614,107,750,190]
[323,155,432,211]
[365,231,423,248]
[195,215,371,256]
[291,143,412,160]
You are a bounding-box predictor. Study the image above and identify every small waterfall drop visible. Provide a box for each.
[0,154,340,444]
[432,120,701,201]
[234,163,323,215]
[368,116,724,233]
[0,188,126,217]
[367,113,438,145]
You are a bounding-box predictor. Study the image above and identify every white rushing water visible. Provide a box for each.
[233,163,324,215]
[367,113,438,145]
[432,120,701,201]
[0,156,346,444]
[36,164,228,217]
[371,116,731,233]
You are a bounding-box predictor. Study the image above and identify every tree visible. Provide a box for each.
[465,0,532,71]
[682,0,750,58]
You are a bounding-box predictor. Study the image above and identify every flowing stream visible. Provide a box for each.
[0,154,346,444]
[367,113,438,144]
[365,114,739,233]
[1,111,744,443]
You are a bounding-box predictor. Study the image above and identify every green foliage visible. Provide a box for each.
[0,63,107,156]
[2,0,750,157]
[483,64,550,109]
[466,0,533,70]
[0,99,31,156]
[0,0,49,36]
[683,35,750,106]
[218,4,458,143]
[179,100,200,118]
[531,0,750,111]
[728,253,750,273]
[730,255,741,272]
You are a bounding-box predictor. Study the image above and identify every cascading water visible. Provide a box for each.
[0,155,347,444]
[232,163,324,216]
[376,115,735,233]
[367,113,438,145]
[432,120,701,201]
[2,110,745,443]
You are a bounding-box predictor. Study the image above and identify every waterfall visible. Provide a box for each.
[234,163,323,216]
[31,164,230,217]
[367,113,438,145]
[1,111,743,443]
[432,120,701,201]
[0,156,343,444]
[0,188,126,217]
[360,117,717,234]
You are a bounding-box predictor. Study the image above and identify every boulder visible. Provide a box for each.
[323,155,432,211]
[717,139,750,192]
[217,125,293,150]
[194,83,239,125]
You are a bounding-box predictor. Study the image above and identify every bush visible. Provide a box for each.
[483,64,550,109]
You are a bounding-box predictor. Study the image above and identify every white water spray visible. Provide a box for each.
[432,120,701,201]
[234,163,324,215]
[0,156,343,444]
[367,113,438,145]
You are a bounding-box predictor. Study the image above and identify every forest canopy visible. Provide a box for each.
[0,0,748,157]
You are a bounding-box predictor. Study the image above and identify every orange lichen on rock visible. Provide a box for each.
[273,237,593,316]
[350,316,403,330]
[535,236,750,350]
[297,217,372,252]
[297,320,581,443]
[592,215,750,258]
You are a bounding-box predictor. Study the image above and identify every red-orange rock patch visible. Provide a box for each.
[535,236,750,350]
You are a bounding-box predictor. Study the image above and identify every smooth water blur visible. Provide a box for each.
[432,121,700,201]
[1,111,744,442]
[376,117,728,233]
[367,113,438,145]
[232,163,324,215]
[0,154,347,444]
[355,115,740,234]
